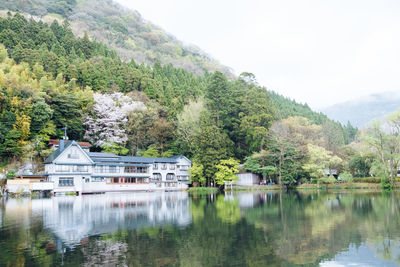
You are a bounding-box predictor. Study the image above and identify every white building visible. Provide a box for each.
[42,140,191,194]
[235,173,260,186]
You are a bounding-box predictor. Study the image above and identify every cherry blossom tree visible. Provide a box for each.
[84,93,145,146]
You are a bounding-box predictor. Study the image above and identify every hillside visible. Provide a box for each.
[0,0,233,77]
[321,91,400,128]
[268,90,329,125]
[0,9,358,185]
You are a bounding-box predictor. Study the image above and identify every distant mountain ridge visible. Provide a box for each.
[321,91,400,128]
[0,0,233,77]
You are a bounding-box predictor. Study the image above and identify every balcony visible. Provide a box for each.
[32,181,54,191]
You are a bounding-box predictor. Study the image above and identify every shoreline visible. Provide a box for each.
[225,182,399,192]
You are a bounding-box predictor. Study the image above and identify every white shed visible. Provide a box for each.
[235,173,260,186]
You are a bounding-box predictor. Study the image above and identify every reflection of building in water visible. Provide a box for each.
[224,192,262,208]
[27,192,191,247]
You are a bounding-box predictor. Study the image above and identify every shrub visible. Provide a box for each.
[339,171,353,183]
[319,177,337,184]
[300,178,308,184]
[6,170,16,179]
[353,177,381,183]
[188,187,218,194]
[381,178,393,190]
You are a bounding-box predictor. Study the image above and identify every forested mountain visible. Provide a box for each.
[321,91,400,128]
[269,91,330,124]
[0,0,233,76]
[0,11,361,186]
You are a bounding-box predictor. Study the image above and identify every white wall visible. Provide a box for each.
[236,173,260,186]
[150,163,177,181]
[55,146,92,164]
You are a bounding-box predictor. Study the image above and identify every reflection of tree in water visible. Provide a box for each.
[1,192,400,266]
[243,192,400,265]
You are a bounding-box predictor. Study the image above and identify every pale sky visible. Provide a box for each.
[115,0,400,109]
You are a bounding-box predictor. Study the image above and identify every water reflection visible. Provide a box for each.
[1,191,400,266]
[4,192,191,248]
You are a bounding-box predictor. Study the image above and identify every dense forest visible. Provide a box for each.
[0,13,367,186]
[0,0,233,77]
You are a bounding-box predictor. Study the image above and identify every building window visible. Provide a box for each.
[91,177,105,182]
[153,173,162,181]
[153,163,158,170]
[106,177,119,184]
[73,165,88,172]
[59,177,74,187]
[178,175,189,181]
[180,165,188,171]
[109,166,118,173]
[125,177,136,183]
[161,164,167,170]
[95,166,104,173]
[136,177,149,183]
[166,173,175,180]
[56,165,70,172]
[68,148,80,159]
[125,166,135,173]
[169,164,175,170]
[136,166,148,173]
[106,177,120,184]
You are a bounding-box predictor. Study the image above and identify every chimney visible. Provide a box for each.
[59,139,65,152]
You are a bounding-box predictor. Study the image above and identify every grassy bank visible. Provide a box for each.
[296,182,386,190]
[223,182,399,192]
[187,187,218,195]
[225,185,282,191]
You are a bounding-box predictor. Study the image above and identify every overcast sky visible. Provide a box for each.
[115,0,400,109]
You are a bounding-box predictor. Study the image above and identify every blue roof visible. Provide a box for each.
[119,156,155,163]
[45,141,181,164]
[88,152,119,158]
[169,155,192,163]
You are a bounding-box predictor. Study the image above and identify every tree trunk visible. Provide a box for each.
[278,150,283,185]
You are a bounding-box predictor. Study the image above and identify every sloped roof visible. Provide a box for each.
[119,156,155,163]
[88,152,120,158]
[44,142,74,163]
[45,142,181,164]
[169,155,192,163]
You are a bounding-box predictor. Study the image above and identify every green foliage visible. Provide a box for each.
[142,147,159,158]
[303,144,342,180]
[319,177,337,184]
[215,195,241,224]
[269,90,357,145]
[348,153,373,177]
[193,112,234,184]
[189,162,206,186]
[0,13,358,182]
[359,116,400,184]
[339,171,353,183]
[187,187,217,194]
[214,158,240,185]
[101,142,129,156]
[353,177,381,183]
[6,170,16,179]
[381,178,393,190]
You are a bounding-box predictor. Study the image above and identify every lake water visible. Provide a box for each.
[1,191,400,266]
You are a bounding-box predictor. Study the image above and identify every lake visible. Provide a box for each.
[1,191,400,266]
